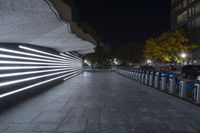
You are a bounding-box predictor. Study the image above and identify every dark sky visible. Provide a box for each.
[74,0,171,47]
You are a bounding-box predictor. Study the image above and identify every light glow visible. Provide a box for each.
[146,60,152,64]
[19,45,75,61]
[0,68,77,78]
[0,45,82,99]
[180,53,187,59]
[0,54,70,64]
[0,69,79,87]
[0,70,82,99]
[0,65,79,70]
[0,48,68,62]
[0,60,71,66]
[65,52,82,60]
[60,53,81,61]
[63,70,82,80]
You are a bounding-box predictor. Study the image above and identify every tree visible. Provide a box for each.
[144,30,198,63]
[116,43,144,64]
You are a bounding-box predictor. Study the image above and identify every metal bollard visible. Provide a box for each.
[131,71,134,79]
[141,71,145,83]
[154,72,160,88]
[160,74,167,91]
[137,71,142,82]
[144,71,149,84]
[134,70,138,80]
[194,83,200,104]
[149,71,154,86]
[134,71,137,80]
[169,77,176,93]
[135,71,138,80]
[179,81,187,98]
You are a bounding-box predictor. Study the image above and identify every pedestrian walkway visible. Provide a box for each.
[0,72,200,133]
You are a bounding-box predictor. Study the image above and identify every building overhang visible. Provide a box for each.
[0,0,96,54]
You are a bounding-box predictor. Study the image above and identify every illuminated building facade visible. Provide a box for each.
[171,0,200,60]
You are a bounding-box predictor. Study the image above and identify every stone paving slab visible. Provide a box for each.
[0,72,200,133]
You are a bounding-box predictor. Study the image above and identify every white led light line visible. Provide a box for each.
[0,68,78,78]
[0,54,70,64]
[20,45,76,61]
[65,52,82,60]
[60,53,80,61]
[0,60,71,66]
[68,52,82,60]
[0,70,82,99]
[0,69,79,87]
[63,71,82,80]
[60,53,81,62]
[60,53,81,61]
[0,65,80,70]
[0,48,68,62]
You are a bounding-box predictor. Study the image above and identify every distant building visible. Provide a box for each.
[171,0,200,42]
[171,0,200,60]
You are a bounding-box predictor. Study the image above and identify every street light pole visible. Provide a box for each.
[180,53,187,66]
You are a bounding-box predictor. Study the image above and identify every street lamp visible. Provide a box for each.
[180,52,187,66]
[113,58,119,65]
[146,59,152,66]
[180,53,187,59]
[147,60,152,64]
[84,60,88,64]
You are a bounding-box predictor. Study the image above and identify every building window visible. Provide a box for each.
[196,2,200,14]
[188,0,195,5]
[195,16,200,27]
[189,7,195,17]
[177,11,188,23]
[183,0,187,8]
[175,3,182,12]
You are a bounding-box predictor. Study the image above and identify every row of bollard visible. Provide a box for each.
[117,69,200,105]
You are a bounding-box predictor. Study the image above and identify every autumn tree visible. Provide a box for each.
[144,30,198,63]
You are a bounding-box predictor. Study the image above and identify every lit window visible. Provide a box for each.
[177,11,188,23]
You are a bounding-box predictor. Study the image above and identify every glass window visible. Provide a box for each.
[195,16,200,27]
[177,11,188,23]
[196,2,200,14]
[183,0,187,8]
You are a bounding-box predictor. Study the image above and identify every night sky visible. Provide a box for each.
[74,0,171,47]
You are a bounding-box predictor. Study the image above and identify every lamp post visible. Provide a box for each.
[146,59,152,66]
[180,53,187,66]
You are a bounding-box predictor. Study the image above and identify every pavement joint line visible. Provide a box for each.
[117,73,200,111]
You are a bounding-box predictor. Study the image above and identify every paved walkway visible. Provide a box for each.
[0,72,200,133]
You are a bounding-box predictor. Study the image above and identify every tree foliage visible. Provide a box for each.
[116,43,144,64]
[144,30,198,62]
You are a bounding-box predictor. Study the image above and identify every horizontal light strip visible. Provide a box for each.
[0,65,80,70]
[0,69,79,87]
[65,52,82,60]
[0,70,82,99]
[60,53,81,61]
[20,45,76,61]
[0,54,70,64]
[63,71,82,80]
[0,48,68,62]
[60,53,79,60]
[0,60,71,66]
[0,68,77,78]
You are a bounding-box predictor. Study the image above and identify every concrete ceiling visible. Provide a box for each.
[0,0,95,54]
